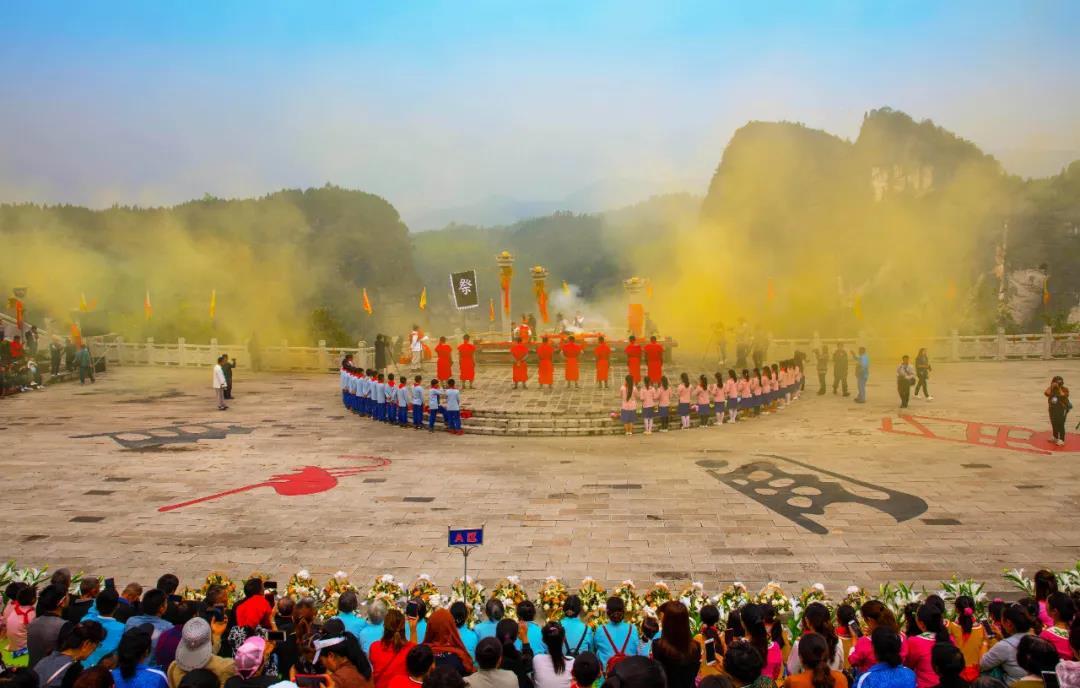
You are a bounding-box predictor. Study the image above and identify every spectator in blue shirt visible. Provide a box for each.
[854,347,870,404]
[855,627,916,688]
[559,596,594,656]
[450,602,479,659]
[333,591,368,638]
[112,627,169,688]
[595,597,640,668]
[515,601,546,655]
[358,599,388,654]
[84,589,127,667]
[124,589,173,654]
[474,600,504,642]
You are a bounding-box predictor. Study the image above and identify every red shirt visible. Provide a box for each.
[234,594,273,628]
[371,641,416,688]
[9,341,24,359]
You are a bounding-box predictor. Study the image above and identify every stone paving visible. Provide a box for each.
[1,359,1078,599]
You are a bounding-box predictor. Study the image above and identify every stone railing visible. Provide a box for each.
[768,327,1080,362]
[96,337,373,372]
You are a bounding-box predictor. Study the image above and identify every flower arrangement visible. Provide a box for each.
[1055,562,1080,594]
[409,574,443,615]
[538,577,570,622]
[183,571,238,604]
[938,577,987,618]
[840,586,870,611]
[320,571,358,620]
[1003,569,1035,596]
[450,576,486,626]
[796,583,829,612]
[754,582,793,616]
[611,580,643,625]
[679,582,709,632]
[878,582,923,619]
[716,582,750,618]
[642,581,673,619]
[367,574,406,605]
[491,576,530,619]
[0,561,53,590]
[287,569,324,605]
[578,577,607,627]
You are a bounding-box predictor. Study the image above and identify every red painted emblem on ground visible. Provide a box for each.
[881,414,1080,455]
[158,455,391,512]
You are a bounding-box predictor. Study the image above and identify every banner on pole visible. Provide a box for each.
[450,270,479,310]
[448,527,483,546]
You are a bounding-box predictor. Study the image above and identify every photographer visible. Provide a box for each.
[1045,376,1070,447]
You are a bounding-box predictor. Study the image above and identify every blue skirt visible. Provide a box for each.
[677,402,690,416]
[643,407,655,419]
[658,406,670,417]
[620,409,636,424]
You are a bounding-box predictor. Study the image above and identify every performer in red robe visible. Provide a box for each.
[435,336,453,382]
[510,337,529,389]
[625,335,643,384]
[457,334,476,388]
[644,335,664,383]
[560,335,584,387]
[536,336,555,388]
[594,336,611,388]
[517,315,531,343]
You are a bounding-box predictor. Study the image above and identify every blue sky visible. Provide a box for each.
[1,1,1078,226]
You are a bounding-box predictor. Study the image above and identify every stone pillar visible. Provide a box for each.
[357,340,368,369]
[178,337,187,366]
[1043,325,1053,360]
[146,337,155,365]
[318,339,327,370]
[950,329,960,362]
[996,327,1006,360]
[811,331,821,354]
[210,338,219,365]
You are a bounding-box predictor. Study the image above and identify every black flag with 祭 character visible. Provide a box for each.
[450,270,479,310]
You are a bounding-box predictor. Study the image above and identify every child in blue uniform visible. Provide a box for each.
[411,376,425,429]
[384,374,396,423]
[444,379,462,435]
[427,380,443,432]
[396,381,409,425]
[374,373,386,421]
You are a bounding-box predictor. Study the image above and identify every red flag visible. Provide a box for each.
[14,299,24,331]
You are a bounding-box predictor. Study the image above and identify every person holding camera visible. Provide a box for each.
[1045,376,1070,447]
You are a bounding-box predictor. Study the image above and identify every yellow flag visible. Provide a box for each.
[561,280,569,295]
[209,289,217,319]
[853,293,864,321]
[419,287,427,311]
[79,293,88,312]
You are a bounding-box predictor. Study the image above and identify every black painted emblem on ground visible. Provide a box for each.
[72,422,254,449]
[922,518,961,525]
[403,496,434,502]
[696,454,927,535]
[84,490,114,496]
[70,516,104,523]
[962,463,991,468]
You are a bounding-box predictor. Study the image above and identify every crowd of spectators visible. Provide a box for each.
[2,569,1079,688]
[0,326,103,397]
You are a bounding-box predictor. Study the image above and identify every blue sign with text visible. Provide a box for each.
[448,527,483,546]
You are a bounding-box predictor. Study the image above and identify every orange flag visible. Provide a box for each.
[362,288,373,315]
[1043,277,1051,306]
[766,278,776,302]
[488,298,495,322]
[144,290,153,321]
[70,323,82,347]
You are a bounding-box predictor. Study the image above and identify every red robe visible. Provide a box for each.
[510,342,529,382]
[560,342,584,381]
[643,341,664,382]
[435,343,453,380]
[625,342,643,383]
[594,343,611,381]
[517,323,531,341]
[536,342,555,385]
[457,342,476,381]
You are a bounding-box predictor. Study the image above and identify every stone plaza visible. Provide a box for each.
[1,358,1078,597]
